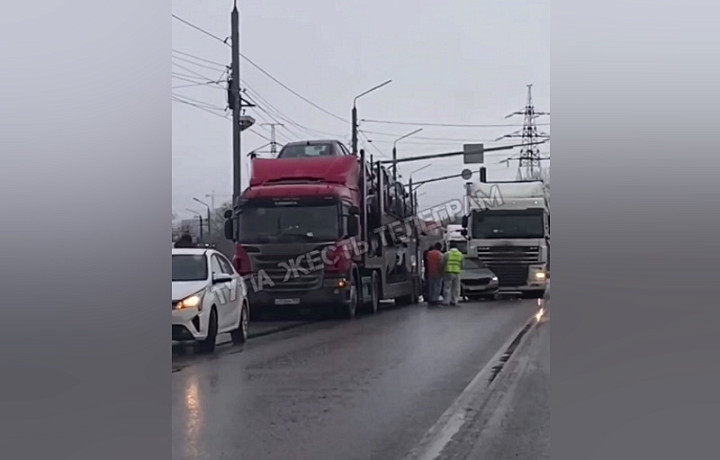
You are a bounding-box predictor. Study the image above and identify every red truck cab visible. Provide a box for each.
[225,140,421,319]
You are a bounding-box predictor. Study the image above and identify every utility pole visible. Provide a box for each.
[496,84,550,181]
[205,191,216,214]
[351,105,358,155]
[352,79,392,155]
[187,209,204,242]
[230,2,242,208]
[261,123,284,155]
[193,197,212,241]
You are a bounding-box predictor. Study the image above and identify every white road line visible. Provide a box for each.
[403,313,537,460]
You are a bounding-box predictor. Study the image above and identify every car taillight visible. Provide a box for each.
[233,244,252,276]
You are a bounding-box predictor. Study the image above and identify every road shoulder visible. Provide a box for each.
[438,317,550,460]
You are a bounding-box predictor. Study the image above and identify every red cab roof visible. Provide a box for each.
[249,156,359,190]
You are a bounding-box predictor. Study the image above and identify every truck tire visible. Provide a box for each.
[364,272,380,315]
[411,278,421,304]
[338,271,359,319]
[395,292,413,307]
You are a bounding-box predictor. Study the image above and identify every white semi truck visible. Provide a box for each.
[461,180,549,298]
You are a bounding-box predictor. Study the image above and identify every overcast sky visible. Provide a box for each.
[172,0,549,220]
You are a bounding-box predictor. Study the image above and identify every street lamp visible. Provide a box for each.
[408,163,431,180]
[405,163,430,216]
[351,79,392,155]
[392,128,423,184]
[186,208,204,242]
[193,197,212,240]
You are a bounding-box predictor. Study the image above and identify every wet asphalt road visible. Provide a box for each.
[172,299,538,460]
[435,316,550,459]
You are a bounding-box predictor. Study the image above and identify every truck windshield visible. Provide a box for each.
[471,211,545,239]
[449,240,468,254]
[238,202,340,243]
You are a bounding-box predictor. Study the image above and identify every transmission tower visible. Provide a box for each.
[496,84,550,181]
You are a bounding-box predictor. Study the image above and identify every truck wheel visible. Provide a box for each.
[364,272,380,314]
[395,293,412,307]
[339,273,359,319]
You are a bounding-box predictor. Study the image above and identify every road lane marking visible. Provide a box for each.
[402,313,538,460]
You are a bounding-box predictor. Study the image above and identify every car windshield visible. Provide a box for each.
[471,210,545,239]
[238,202,340,243]
[172,254,208,281]
[278,143,336,158]
[463,258,487,270]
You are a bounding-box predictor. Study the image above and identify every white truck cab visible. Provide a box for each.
[463,181,549,298]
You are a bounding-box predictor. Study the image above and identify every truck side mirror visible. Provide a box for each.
[460,229,468,237]
[461,215,468,228]
[224,218,234,241]
[347,215,360,237]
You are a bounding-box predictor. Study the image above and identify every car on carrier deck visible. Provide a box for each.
[172,248,249,353]
[276,140,351,159]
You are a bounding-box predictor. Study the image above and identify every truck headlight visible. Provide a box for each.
[175,291,204,311]
[534,272,546,280]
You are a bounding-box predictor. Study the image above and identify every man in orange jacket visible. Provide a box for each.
[425,242,444,305]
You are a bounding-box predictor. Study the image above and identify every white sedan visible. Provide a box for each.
[172,247,249,353]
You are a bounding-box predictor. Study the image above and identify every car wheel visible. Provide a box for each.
[231,302,249,345]
[196,307,218,354]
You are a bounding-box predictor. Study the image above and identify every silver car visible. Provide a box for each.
[460,257,499,301]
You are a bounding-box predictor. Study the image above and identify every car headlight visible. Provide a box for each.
[175,291,204,311]
[491,276,498,281]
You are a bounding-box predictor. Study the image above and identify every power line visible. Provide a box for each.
[242,93,307,141]
[172,49,227,68]
[358,130,389,159]
[361,129,513,143]
[247,128,273,142]
[361,118,550,128]
[241,55,347,123]
[172,97,229,120]
[172,74,226,90]
[171,63,227,85]
[172,14,347,124]
[172,62,215,81]
[172,14,228,45]
[243,86,344,140]
[172,93,226,111]
[172,78,225,89]
[172,55,226,72]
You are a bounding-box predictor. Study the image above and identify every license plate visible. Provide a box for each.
[275,298,300,305]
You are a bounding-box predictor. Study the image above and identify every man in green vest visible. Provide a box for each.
[441,241,464,306]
